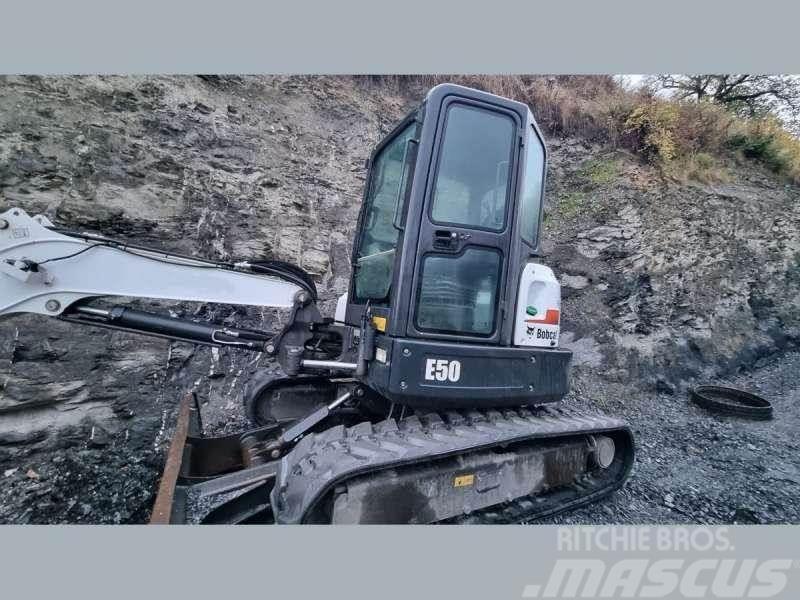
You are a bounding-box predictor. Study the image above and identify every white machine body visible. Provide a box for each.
[513,262,561,348]
[334,293,348,323]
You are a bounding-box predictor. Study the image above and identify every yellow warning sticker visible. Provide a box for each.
[371,316,387,332]
[453,474,475,488]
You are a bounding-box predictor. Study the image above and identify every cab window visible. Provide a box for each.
[519,126,545,245]
[353,123,415,302]
[430,104,515,231]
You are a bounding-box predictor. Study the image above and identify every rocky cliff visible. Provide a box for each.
[1,75,798,523]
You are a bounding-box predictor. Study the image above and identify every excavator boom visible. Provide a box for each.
[0,207,306,319]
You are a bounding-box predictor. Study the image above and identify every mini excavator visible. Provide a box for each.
[0,84,633,523]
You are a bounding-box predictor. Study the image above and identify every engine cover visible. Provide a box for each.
[365,337,572,409]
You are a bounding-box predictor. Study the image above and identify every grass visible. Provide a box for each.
[579,157,620,186]
[557,191,587,219]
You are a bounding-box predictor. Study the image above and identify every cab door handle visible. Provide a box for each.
[433,230,456,249]
[433,230,469,250]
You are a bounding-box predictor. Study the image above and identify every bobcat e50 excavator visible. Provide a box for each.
[0,84,634,524]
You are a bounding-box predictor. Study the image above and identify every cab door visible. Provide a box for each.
[408,94,523,344]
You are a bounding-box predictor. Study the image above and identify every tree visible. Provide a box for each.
[648,75,800,132]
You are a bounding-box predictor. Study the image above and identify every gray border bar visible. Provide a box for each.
[1,526,798,599]
[1,0,799,73]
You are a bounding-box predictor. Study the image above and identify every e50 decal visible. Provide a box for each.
[424,359,461,382]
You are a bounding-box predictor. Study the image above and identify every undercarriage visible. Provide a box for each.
[154,390,634,524]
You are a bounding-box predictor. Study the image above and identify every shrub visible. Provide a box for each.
[669,153,729,185]
[673,101,734,156]
[353,75,800,184]
[624,102,680,161]
[694,152,715,170]
[354,75,633,142]
[728,117,800,182]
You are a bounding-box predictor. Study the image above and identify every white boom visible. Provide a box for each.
[0,208,303,319]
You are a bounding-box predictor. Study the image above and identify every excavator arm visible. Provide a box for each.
[0,207,320,353]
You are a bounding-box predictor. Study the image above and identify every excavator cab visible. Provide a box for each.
[344,84,571,408]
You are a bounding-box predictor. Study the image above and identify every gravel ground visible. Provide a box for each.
[183,348,800,525]
[542,350,800,524]
[0,432,164,524]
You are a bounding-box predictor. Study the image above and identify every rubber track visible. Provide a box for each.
[271,405,634,524]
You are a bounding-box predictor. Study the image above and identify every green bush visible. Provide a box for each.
[624,103,680,161]
[728,117,800,182]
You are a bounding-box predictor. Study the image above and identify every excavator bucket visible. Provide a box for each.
[150,394,282,524]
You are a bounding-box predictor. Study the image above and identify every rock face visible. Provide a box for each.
[545,146,800,390]
[0,75,415,522]
[0,76,798,523]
